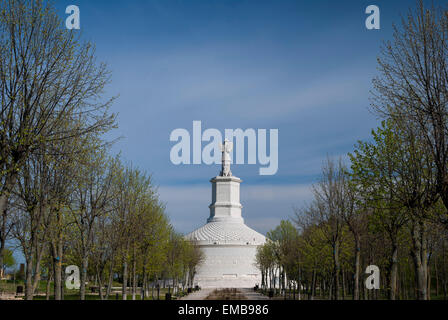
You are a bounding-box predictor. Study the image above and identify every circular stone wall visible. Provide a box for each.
[193,244,262,288]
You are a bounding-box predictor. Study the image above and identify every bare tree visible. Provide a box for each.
[300,157,348,300]
[372,0,448,226]
[11,150,53,299]
[69,146,116,300]
[185,241,204,290]
[339,175,368,300]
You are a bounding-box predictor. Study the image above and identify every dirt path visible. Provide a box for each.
[239,288,270,300]
[180,288,215,300]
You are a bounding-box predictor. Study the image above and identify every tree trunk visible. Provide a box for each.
[387,239,399,300]
[122,260,128,300]
[105,262,114,300]
[52,211,64,300]
[328,278,333,300]
[61,270,65,300]
[25,257,34,300]
[132,247,137,300]
[80,255,88,300]
[142,270,147,300]
[0,173,18,272]
[333,242,340,300]
[435,256,439,297]
[353,235,361,300]
[32,257,42,295]
[0,204,7,279]
[46,270,52,300]
[310,267,316,300]
[152,281,155,300]
[53,241,63,300]
[427,264,431,300]
[411,220,429,300]
[97,272,105,300]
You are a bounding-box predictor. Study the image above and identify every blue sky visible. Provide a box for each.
[51,0,438,235]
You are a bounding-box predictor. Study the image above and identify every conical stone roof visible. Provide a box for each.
[185,221,265,245]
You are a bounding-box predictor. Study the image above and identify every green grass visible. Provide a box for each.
[255,288,448,300]
[2,279,187,300]
[0,279,19,293]
[33,290,183,300]
[1,279,80,296]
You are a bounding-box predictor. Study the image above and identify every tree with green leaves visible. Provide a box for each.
[184,241,204,290]
[138,202,171,299]
[0,0,116,278]
[255,240,276,292]
[0,247,15,276]
[266,220,300,297]
[350,119,438,299]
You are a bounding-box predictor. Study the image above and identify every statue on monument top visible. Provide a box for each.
[219,139,233,177]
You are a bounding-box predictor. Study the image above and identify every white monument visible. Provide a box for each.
[185,139,266,288]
